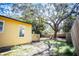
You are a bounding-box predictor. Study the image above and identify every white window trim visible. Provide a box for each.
[18,25,26,38]
[0,20,5,33]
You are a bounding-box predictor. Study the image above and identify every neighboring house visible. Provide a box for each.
[0,15,32,48]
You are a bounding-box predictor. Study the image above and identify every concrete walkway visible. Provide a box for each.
[0,41,49,56]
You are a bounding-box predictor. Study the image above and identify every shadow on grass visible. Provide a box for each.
[44,39,77,56]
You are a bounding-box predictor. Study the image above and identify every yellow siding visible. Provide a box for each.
[0,16,32,48]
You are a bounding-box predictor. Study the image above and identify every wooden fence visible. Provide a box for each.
[71,18,79,55]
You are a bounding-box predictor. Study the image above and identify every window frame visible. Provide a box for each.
[18,25,25,38]
[0,20,5,33]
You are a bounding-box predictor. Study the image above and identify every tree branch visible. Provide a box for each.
[43,21,55,31]
[57,3,78,25]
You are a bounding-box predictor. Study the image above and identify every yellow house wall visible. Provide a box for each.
[0,16,32,48]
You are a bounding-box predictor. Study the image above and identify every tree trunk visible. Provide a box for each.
[53,31,57,39]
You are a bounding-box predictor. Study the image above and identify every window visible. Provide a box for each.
[0,20,4,32]
[19,26,25,37]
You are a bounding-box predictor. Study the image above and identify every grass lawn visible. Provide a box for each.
[0,38,76,56]
[44,39,76,56]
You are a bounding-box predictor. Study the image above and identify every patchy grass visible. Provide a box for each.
[0,42,48,56]
[0,39,76,56]
[44,39,76,56]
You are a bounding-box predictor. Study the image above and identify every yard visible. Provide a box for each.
[0,40,48,56]
[0,3,79,56]
[0,38,76,56]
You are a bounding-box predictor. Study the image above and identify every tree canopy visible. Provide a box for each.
[0,3,79,38]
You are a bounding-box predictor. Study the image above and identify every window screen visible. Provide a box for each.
[0,21,4,32]
[19,27,25,37]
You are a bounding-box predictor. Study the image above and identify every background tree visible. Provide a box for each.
[0,3,79,39]
[11,3,79,39]
[32,17,46,36]
[62,15,76,44]
[11,3,46,36]
[33,3,78,39]
[62,16,76,32]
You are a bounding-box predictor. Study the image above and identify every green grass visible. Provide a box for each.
[44,39,76,56]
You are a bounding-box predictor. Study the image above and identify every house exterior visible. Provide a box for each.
[0,15,32,48]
